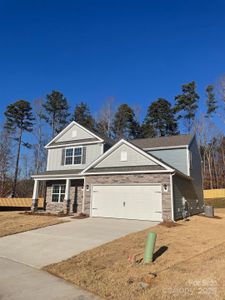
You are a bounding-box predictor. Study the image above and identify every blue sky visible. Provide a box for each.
[0,0,225,125]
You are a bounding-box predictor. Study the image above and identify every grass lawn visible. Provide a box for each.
[0,211,64,237]
[45,209,225,300]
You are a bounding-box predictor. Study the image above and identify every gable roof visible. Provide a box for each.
[45,121,104,148]
[82,139,175,174]
[131,134,194,149]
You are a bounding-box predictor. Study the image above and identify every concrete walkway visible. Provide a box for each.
[0,217,156,299]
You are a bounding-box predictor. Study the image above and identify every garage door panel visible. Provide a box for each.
[91,184,162,221]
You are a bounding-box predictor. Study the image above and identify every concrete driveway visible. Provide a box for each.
[0,217,156,268]
[0,217,157,299]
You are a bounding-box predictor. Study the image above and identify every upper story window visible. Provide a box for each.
[65,147,83,165]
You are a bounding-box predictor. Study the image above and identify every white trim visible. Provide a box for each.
[101,143,104,155]
[170,173,175,221]
[143,145,188,151]
[92,183,162,187]
[45,121,103,148]
[31,175,84,180]
[46,149,50,170]
[84,170,172,175]
[186,148,190,176]
[82,139,174,174]
[47,140,103,149]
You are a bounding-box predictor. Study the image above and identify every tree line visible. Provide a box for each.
[0,79,224,197]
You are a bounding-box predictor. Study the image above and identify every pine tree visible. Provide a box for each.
[205,85,217,117]
[143,98,178,137]
[0,125,12,196]
[112,104,140,139]
[4,100,34,197]
[71,102,95,130]
[42,90,70,137]
[174,81,199,133]
[139,123,156,138]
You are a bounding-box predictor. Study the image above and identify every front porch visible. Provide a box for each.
[31,171,86,215]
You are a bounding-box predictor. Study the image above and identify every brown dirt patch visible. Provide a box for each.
[0,211,65,237]
[44,208,225,300]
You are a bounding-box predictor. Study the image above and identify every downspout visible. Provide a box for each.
[82,177,86,213]
[170,172,176,222]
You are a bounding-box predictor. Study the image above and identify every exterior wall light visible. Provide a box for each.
[163,184,168,192]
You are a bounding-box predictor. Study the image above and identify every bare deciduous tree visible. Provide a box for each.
[32,99,48,175]
[96,97,115,138]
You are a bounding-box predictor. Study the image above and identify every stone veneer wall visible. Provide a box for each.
[45,180,84,214]
[84,173,172,220]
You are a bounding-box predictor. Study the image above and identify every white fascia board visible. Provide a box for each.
[31,174,84,180]
[82,139,174,174]
[84,170,172,175]
[45,121,103,149]
[144,145,188,151]
[46,140,103,149]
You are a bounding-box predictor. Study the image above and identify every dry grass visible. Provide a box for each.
[45,209,225,300]
[0,211,64,237]
[205,198,225,208]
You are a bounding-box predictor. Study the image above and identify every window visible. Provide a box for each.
[65,147,83,165]
[120,151,127,161]
[52,184,66,202]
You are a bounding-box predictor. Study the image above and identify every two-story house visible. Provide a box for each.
[31,121,204,221]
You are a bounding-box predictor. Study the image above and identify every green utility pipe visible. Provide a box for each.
[144,232,157,263]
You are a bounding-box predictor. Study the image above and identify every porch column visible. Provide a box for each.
[63,179,71,214]
[31,179,39,212]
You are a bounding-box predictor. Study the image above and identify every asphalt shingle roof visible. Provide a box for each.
[131,134,193,149]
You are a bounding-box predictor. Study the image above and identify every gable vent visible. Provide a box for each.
[120,151,128,161]
[72,130,77,138]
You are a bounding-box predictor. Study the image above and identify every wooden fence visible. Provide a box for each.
[204,189,225,199]
[0,198,44,208]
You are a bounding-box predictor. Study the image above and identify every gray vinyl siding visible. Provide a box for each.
[173,175,204,220]
[189,137,204,205]
[56,124,96,143]
[95,143,157,168]
[173,137,204,220]
[149,148,188,174]
[47,143,103,171]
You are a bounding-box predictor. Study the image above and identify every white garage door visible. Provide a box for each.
[91,184,163,221]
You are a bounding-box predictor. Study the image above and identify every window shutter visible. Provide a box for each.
[82,147,86,164]
[61,149,65,165]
